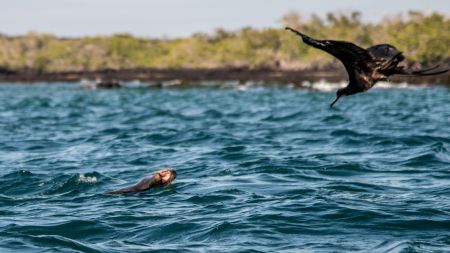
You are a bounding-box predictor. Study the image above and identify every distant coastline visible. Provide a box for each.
[0,12,448,81]
[0,67,448,86]
[0,11,448,86]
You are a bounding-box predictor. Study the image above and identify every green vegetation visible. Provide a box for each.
[0,11,448,72]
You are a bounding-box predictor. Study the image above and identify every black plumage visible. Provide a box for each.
[285,27,449,107]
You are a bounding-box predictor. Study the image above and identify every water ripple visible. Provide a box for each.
[0,84,449,252]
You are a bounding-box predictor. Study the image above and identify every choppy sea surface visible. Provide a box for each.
[0,82,449,253]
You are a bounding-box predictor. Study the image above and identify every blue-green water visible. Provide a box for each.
[0,83,449,252]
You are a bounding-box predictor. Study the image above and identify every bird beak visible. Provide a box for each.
[330,95,342,108]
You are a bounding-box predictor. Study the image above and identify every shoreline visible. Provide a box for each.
[0,67,449,85]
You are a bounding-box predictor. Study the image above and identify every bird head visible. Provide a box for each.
[330,88,347,108]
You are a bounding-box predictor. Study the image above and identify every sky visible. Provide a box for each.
[1,0,449,38]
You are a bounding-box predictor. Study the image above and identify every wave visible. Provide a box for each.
[42,172,101,195]
[28,235,102,253]
[78,80,421,92]
[1,84,450,252]
[4,220,107,253]
[291,80,413,92]
[370,238,450,253]
[0,171,102,196]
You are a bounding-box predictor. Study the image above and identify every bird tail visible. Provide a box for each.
[394,64,449,76]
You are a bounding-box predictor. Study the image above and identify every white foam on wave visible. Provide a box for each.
[78,174,97,183]
[298,80,416,91]
[374,81,410,89]
[298,79,347,91]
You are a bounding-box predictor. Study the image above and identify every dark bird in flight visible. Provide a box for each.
[285,27,449,107]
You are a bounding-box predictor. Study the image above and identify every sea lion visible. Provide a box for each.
[106,168,177,195]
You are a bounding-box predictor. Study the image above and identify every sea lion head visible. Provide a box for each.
[155,168,177,185]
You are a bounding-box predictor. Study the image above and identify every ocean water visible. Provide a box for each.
[0,83,449,253]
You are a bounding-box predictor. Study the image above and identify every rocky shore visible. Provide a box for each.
[0,67,448,86]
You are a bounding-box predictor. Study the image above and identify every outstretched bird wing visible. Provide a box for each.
[286,27,373,83]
